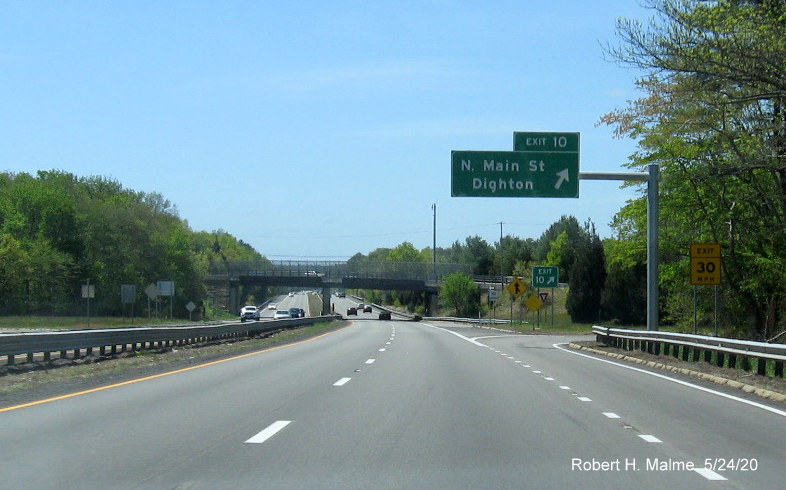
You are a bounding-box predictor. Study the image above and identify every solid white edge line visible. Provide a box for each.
[554,343,786,418]
[245,420,291,444]
[333,377,351,386]
[693,468,728,481]
[419,323,488,346]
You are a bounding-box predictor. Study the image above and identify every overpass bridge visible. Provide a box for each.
[207,260,473,315]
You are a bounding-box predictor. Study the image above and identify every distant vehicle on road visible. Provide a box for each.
[273,310,291,320]
[239,305,260,322]
[268,303,277,310]
[289,307,304,318]
[288,292,295,297]
[346,307,357,316]
[362,305,372,313]
[336,292,346,298]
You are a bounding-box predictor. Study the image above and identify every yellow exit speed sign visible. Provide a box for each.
[690,243,721,285]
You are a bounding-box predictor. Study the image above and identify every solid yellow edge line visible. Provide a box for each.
[1,322,353,413]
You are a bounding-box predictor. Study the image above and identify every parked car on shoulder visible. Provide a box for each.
[239,305,260,322]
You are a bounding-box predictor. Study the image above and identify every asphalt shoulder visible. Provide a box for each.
[570,340,786,404]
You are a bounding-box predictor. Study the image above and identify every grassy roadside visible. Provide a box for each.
[0,320,346,408]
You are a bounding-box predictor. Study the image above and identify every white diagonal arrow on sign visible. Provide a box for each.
[555,168,570,189]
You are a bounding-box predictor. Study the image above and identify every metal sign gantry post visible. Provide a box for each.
[581,164,660,331]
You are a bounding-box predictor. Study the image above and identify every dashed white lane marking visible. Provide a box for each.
[379,348,386,352]
[544,377,555,381]
[693,468,728,481]
[421,326,736,484]
[245,421,291,444]
[333,377,351,386]
[365,359,375,364]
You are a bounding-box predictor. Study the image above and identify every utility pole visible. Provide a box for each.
[432,203,437,280]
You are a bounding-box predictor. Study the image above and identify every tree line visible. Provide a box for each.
[0,170,265,317]
[348,216,627,324]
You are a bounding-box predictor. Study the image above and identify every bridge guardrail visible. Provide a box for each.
[592,326,786,378]
[0,315,341,366]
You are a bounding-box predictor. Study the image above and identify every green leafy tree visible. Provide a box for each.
[439,273,480,317]
[388,241,423,262]
[566,224,606,323]
[602,0,786,337]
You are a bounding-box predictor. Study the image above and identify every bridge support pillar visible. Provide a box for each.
[321,286,332,315]
[425,291,438,317]
[229,282,240,316]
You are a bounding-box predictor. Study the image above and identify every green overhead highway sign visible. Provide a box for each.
[514,132,580,153]
[451,150,579,198]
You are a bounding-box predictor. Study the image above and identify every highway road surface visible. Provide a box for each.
[1,318,784,488]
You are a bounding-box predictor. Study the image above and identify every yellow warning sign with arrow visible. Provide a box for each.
[506,278,527,298]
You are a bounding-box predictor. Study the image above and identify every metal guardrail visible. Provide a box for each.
[592,326,786,378]
[0,316,341,366]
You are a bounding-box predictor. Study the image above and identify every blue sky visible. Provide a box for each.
[1,1,650,259]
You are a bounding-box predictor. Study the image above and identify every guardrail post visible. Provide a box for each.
[757,358,767,376]
[776,361,784,378]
